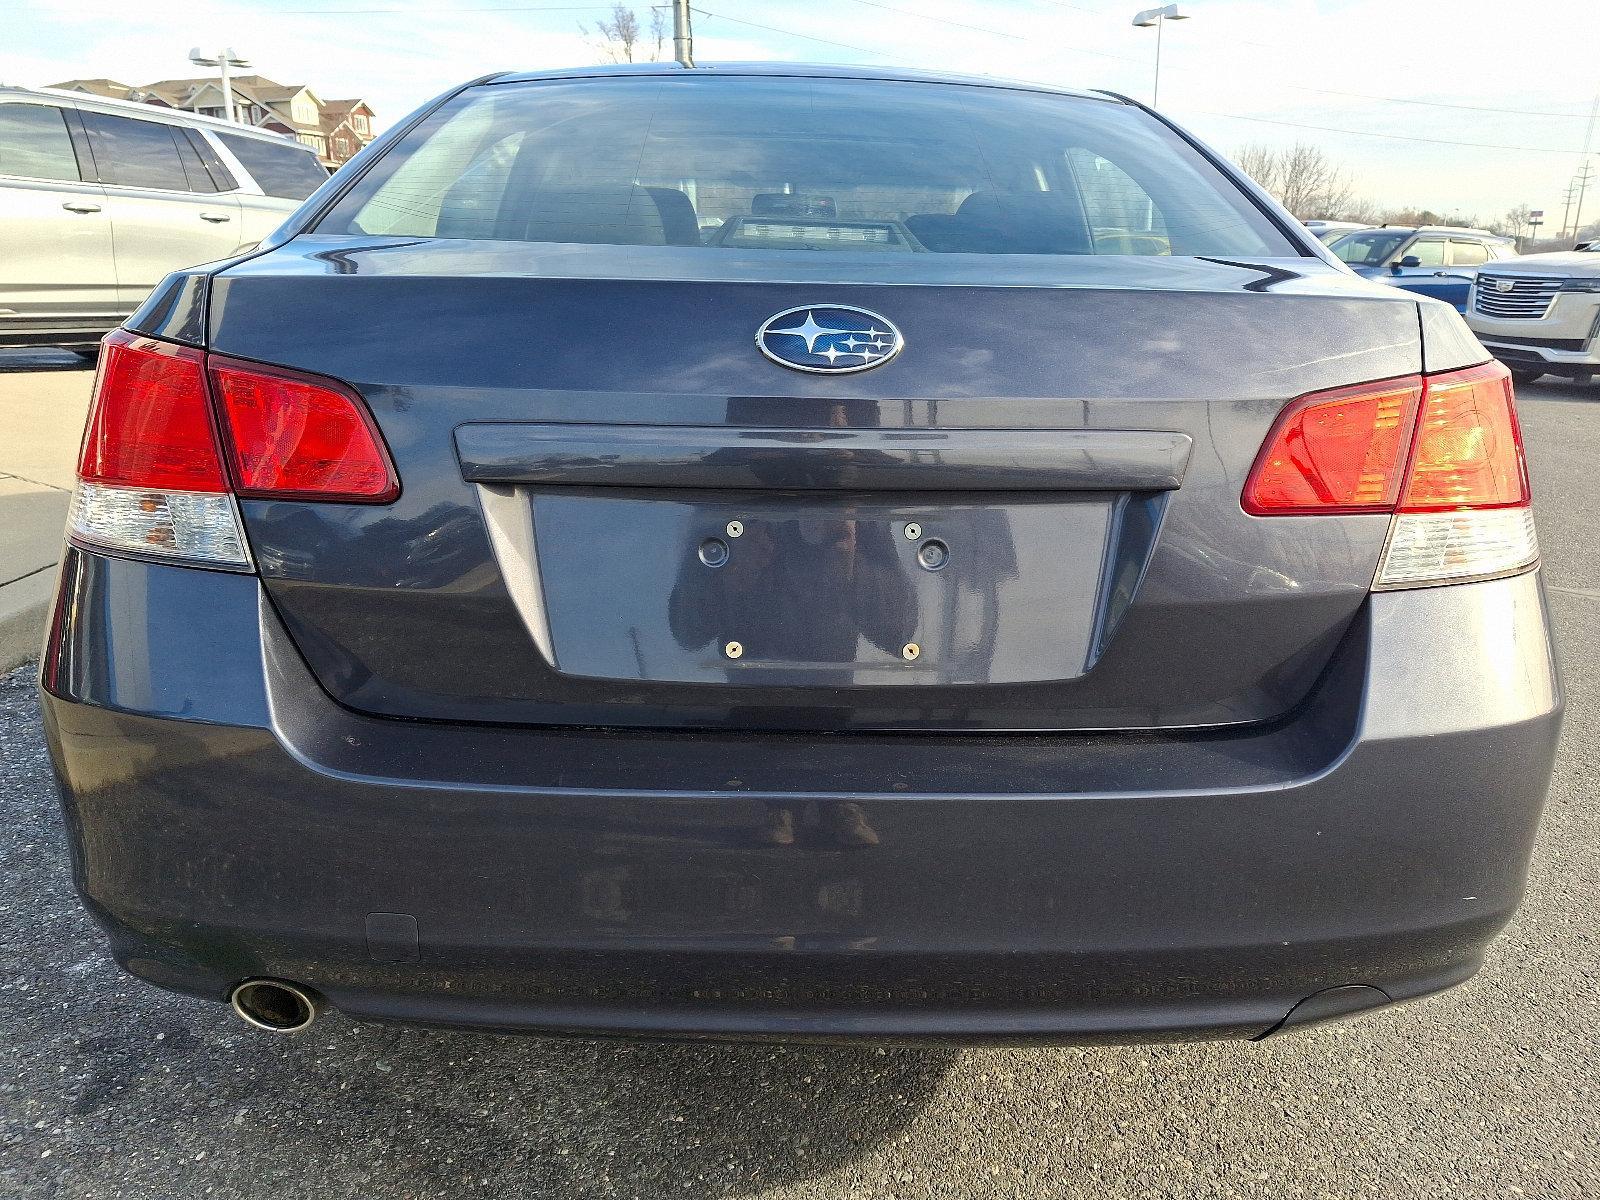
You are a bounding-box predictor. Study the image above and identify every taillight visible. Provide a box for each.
[68,331,399,571]
[210,358,399,502]
[1243,361,1537,589]
[72,332,249,568]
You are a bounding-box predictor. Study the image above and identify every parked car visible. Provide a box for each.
[1467,244,1600,384]
[0,85,327,350]
[1303,219,1370,244]
[41,64,1559,1044]
[1328,225,1515,311]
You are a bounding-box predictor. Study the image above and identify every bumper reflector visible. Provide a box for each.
[68,481,251,569]
[1375,507,1538,590]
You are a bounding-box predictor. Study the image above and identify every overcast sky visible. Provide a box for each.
[6,0,1599,223]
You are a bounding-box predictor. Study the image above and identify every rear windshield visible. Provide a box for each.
[316,76,1294,257]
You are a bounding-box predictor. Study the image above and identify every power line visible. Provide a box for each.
[270,4,613,10]
[844,0,1030,43]
[831,0,1597,120]
[688,6,919,61]
[1197,110,1591,156]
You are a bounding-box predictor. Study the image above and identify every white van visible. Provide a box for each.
[0,85,329,350]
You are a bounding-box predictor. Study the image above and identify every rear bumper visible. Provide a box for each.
[40,547,1562,1043]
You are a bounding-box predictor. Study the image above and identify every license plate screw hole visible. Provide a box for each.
[903,522,921,541]
[724,641,744,659]
[726,520,744,538]
[902,642,920,661]
[917,539,948,571]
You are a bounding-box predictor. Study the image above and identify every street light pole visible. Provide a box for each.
[1132,5,1190,110]
[188,47,251,124]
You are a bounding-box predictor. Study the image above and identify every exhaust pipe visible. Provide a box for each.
[229,978,321,1033]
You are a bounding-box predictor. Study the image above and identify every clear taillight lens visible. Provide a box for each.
[1376,507,1538,588]
[69,482,251,567]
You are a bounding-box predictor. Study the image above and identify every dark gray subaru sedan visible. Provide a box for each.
[41,64,1561,1041]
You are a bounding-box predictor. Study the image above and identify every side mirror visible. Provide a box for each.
[1396,255,1422,270]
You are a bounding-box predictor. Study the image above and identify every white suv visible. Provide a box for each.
[1467,245,1600,385]
[0,85,329,350]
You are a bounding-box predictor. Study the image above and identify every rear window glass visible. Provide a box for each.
[218,132,327,200]
[317,76,1293,257]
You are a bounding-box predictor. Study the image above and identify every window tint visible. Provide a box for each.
[319,77,1291,257]
[1449,240,1491,266]
[171,129,221,193]
[0,103,82,181]
[217,132,327,200]
[80,112,192,190]
[183,129,238,191]
[1407,239,1445,266]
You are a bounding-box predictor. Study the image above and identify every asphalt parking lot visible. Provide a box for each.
[1,357,1596,1199]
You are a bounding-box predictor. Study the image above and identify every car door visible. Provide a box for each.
[1430,239,1497,312]
[0,98,118,329]
[1385,236,1461,304]
[77,109,244,307]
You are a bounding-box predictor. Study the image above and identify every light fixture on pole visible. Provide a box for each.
[1131,4,1190,110]
[188,47,251,124]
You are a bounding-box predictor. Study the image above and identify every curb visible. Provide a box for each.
[0,567,53,675]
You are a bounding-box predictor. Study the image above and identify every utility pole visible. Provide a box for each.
[1573,161,1597,243]
[1567,86,1600,240]
[188,47,250,123]
[672,0,694,68]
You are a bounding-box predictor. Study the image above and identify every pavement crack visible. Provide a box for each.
[0,562,57,590]
[0,470,69,493]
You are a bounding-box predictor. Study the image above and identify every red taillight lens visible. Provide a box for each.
[209,358,399,502]
[1243,363,1529,518]
[78,330,228,492]
[1241,375,1423,515]
[1398,361,1529,512]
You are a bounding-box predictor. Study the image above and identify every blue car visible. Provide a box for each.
[1329,225,1516,312]
[39,64,1559,1044]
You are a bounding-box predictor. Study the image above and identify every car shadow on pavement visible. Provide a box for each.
[0,348,95,374]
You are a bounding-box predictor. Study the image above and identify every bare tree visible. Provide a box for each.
[1232,141,1354,221]
[650,7,667,60]
[582,3,644,62]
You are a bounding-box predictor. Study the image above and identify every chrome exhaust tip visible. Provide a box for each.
[229,978,320,1033]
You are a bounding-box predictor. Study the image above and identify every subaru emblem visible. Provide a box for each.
[756,305,903,374]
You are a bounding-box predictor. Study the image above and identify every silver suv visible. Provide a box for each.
[0,85,329,350]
